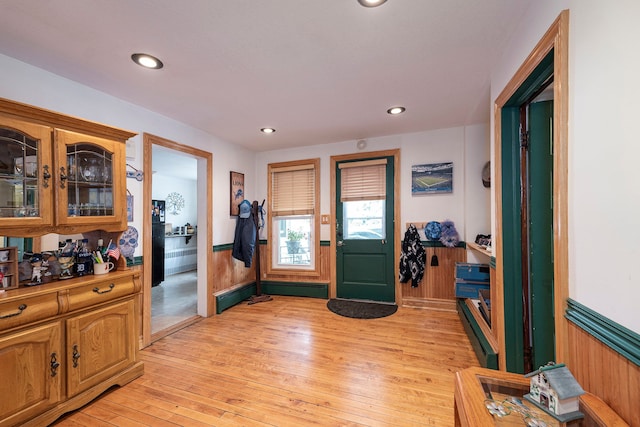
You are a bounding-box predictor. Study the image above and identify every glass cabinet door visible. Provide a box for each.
[0,118,53,226]
[55,129,124,229]
[66,144,114,217]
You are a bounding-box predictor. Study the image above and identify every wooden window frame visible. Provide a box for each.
[266,158,320,277]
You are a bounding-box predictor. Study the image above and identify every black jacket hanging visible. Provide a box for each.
[399,224,426,287]
[232,214,256,267]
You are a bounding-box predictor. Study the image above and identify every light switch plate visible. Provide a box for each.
[321,214,330,224]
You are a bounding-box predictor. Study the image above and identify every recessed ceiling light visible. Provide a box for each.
[261,128,276,134]
[357,0,388,7]
[387,106,406,115]
[131,53,163,69]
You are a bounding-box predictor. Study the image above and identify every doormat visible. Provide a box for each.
[327,299,398,319]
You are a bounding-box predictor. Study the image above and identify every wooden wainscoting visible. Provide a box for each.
[402,246,466,310]
[211,244,256,295]
[568,320,639,426]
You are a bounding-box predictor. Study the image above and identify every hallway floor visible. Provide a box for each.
[151,270,197,335]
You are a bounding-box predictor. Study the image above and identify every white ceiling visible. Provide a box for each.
[0,0,532,152]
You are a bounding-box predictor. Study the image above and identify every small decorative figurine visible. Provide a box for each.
[30,253,44,284]
[58,255,75,279]
[524,362,585,422]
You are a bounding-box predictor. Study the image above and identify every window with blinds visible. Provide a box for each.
[268,159,319,272]
[271,164,315,216]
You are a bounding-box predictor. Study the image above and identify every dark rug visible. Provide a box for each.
[327,299,398,319]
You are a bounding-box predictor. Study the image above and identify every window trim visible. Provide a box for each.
[266,158,320,276]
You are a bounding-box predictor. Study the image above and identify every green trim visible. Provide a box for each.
[215,281,329,314]
[213,243,233,252]
[320,240,330,247]
[420,240,466,248]
[457,300,498,369]
[565,299,640,367]
[262,281,328,298]
[215,283,257,314]
[126,256,143,267]
[489,257,496,269]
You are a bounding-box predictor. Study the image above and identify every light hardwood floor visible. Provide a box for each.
[53,296,480,426]
[152,270,198,335]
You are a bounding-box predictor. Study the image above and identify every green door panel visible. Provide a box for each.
[528,100,555,368]
[501,106,526,373]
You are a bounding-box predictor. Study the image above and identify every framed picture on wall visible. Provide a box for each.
[411,162,453,195]
[230,171,245,216]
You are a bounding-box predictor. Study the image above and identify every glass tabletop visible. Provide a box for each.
[478,375,562,426]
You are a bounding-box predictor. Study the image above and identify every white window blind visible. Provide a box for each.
[271,164,315,216]
[339,159,387,202]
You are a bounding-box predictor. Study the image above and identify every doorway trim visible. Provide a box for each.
[142,133,213,347]
[330,149,400,301]
[494,10,569,370]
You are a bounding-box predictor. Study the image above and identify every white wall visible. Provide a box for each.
[256,125,488,246]
[491,1,640,333]
[0,53,255,252]
[152,174,197,231]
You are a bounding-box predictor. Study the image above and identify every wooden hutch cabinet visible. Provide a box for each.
[0,98,130,236]
[0,98,143,427]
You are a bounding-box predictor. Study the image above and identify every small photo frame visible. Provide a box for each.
[411,162,453,195]
[230,171,245,216]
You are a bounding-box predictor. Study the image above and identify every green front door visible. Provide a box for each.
[336,156,395,302]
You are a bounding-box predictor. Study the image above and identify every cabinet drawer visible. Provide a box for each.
[67,276,135,311]
[0,293,59,331]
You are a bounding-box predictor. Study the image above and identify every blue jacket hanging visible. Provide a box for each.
[399,224,426,287]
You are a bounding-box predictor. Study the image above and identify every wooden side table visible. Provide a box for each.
[454,367,627,426]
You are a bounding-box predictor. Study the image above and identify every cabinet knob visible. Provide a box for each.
[72,344,81,368]
[59,166,67,189]
[50,353,60,377]
[42,165,51,188]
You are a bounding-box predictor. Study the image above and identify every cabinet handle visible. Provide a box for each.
[92,283,115,294]
[0,303,27,319]
[59,166,67,189]
[72,344,80,368]
[50,352,60,377]
[42,165,51,188]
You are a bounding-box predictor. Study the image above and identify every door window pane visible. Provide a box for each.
[343,200,385,239]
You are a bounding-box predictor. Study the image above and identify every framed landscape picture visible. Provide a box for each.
[230,171,245,216]
[411,162,453,195]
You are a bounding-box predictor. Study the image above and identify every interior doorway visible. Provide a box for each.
[150,145,198,335]
[142,133,213,346]
[494,10,570,373]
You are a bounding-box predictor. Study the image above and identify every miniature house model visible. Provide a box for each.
[524,363,585,422]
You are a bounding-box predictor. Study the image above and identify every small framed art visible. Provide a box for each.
[411,162,453,195]
[230,171,245,216]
